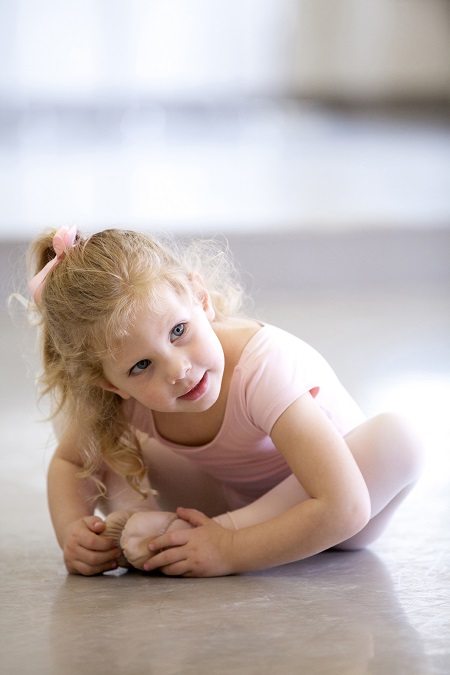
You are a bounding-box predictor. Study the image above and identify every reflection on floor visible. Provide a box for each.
[1,257,449,674]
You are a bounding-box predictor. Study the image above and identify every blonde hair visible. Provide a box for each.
[28,228,245,497]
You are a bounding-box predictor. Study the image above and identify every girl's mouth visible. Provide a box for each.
[178,372,208,401]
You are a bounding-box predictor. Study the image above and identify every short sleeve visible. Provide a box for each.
[240,327,322,436]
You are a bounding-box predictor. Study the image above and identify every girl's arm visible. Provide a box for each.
[47,426,156,575]
[47,429,99,547]
[48,453,98,546]
[143,393,371,575]
[47,430,120,575]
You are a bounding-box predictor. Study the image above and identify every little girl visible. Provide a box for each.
[28,226,422,577]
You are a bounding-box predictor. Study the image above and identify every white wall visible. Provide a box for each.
[0,0,449,102]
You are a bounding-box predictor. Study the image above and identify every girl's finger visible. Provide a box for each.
[176,507,210,527]
[160,561,190,577]
[143,547,186,572]
[81,532,120,552]
[148,529,190,553]
[74,559,119,576]
[78,546,122,567]
[83,516,105,533]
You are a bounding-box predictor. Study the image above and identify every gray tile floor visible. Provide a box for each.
[1,247,450,674]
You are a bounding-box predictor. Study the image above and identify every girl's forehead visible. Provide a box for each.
[103,283,194,353]
[140,282,194,316]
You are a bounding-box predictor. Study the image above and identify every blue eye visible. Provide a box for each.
[130,359,151,375]
[170,323,186,341]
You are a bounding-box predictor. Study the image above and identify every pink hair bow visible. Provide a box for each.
[29,225,77,302]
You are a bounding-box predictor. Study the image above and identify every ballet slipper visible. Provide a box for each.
[120,511,181,570]
[104,510,193,570]
[103,510,134,568]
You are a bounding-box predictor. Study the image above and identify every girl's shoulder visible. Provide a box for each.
[220,320,314,370]
[215,317,263,371]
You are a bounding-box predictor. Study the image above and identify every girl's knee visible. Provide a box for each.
[348,413,424,491]
[372,412,424,483]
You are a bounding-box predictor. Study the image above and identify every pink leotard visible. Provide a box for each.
[123,324,366,509]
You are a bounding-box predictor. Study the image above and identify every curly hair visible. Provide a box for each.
[28,228,245,497]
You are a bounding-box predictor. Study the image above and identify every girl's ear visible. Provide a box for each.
[189,273,215,321]
[97,377,131,400]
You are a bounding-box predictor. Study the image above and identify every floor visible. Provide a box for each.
[1,245,449,674]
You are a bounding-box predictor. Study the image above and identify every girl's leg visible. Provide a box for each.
[98,438,229,517]
[100,439,229,569]
[99,467,160,514]
[335,413,423,550]
[99,468,169,569]
[142,439,229,516]
[100,468,194,569]
[102,414,421,563]
[226,413,423,551]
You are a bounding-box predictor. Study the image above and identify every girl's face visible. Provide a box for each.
[100,283,225,413]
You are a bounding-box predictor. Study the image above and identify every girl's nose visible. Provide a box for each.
[166,357,191,384]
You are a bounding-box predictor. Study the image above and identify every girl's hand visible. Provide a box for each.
[62,516,122,576]
[143,508,237,577]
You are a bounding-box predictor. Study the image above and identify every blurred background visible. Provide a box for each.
[0,0,450,238]
[1,0,450,490]
[1,0,449,237]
